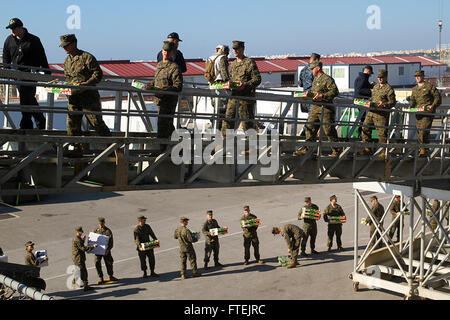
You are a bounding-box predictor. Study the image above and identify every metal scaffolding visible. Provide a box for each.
[0,66,449,201]
[351,181,450,300]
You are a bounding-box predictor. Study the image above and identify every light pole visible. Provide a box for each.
[438,20,443,86]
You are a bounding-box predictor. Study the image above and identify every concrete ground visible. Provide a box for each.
[0,182,404,300]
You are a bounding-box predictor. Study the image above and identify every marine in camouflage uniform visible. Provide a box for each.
[60,34,111,148]
[388,196,404,242]
[151,41,183,142]
[221,41,261,137]
[134,215,159,278]
[361,69,396,159]
[365,196,385,250]
[24,241,46,269]
[429,199,440,231]
[240,205,263,264]
[296,61,340,156]
[72,226,97,291]
[92,217,117,283]
[409,70,442,157]
[174,217,201,278]
[299,197,319,255]
[324,195,345,251]
[201,210,223,268]
[273,224,304,268]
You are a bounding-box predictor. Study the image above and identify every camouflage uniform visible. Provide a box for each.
[24,251,43,267]
[92,226,114,279]
[63,49,111,138]
[388,199,404,241]
[209,53,230,132]
[174,225,198,276]
[305,73,340,153]
[240,213,260,262]
[280,224,304,265]
[299,203,319,252]
[324,203,345,249]
[201,218,220,265]
[134,224,158,273]
[153,60,183,139]
[72,235,95,285]
[361,83,396,144]
[366,203,385,249]
[221,57,261,135]
[429,200,440,231]
[410,81,441,146]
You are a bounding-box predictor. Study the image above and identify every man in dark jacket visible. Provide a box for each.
[157,32,187,73]
[3,18,50,129]
[354,65,375,138]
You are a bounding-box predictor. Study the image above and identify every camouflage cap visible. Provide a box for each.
[25,241,35,247]
[6,18,23,29]
[75,226,84,233]
[162,40,175,51]
[232,40,245,49]
[330,195,337,201]
[243,205,250,211]
[415,70,425,77]
[370,195,378,201]
[377,69,387,78]
[309,61,323,70]
[59,34,77,47]
[206,210,213,215]
[311,53,321,60]
[98,217,105,223]
[137,215,147,220]
[304,197,311,202]
[180,216,189,222]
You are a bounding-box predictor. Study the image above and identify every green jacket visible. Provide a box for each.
[72,236,94,265]
[240,213,259,239]
[174,226,195,252]
[311,73,339,106]
[24,251,42,267]
[410,81,441,112]
[153,60,183,104]
[134,224,157,250]
[230,57,261,96]
[201,219,220,243]
[280,224,303,250]
[370,83,396,113]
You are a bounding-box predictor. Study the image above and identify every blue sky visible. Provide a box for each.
[1,0,448,63]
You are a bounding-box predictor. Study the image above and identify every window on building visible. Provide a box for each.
[333,67,345,78]
[281,73,295,87]
[399,66,404,76]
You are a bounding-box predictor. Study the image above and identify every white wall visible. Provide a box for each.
[330,65,349,90]
[386,63,419,87]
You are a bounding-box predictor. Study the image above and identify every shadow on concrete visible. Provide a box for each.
[19,192,123,207]
[0,203,22,215]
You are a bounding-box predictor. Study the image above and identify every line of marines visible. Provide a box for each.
[3,18,443,158]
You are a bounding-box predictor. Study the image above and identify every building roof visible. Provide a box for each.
[49,55,446,78]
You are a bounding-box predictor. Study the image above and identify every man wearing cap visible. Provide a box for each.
[148,41,183,148]
[60,34,111,154]
[298,53,321,135]
[299,197,319,256]
[134,215,159,278]
[296,61,340,157]
[157,32,187,73]
[324,195,345,251]
[363,196,385,250]
[206,45,230,132]
[72,226,98,291]
[92,217,117,284]
[221,41,261,144]
[174,217,201,279]
[3,18,50,130]
[24,241,48,267]
[360,69,396,159]
[409,70,442,157]
[240,205,263,265]
[201,210,223,269]
[272,224,304,268]
[353,65,375,138]
[389,195,405,242]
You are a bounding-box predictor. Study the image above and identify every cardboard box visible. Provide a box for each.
[88,232,110,256]
[294,91,315,99]
[44,80,72,95]
[209,81,239,90]
[209,227,228,236]
[35,249,48,267]
[140,240,160,251]
[328,216,347,224]
[301,208,321,220]
[241,218,261,228]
